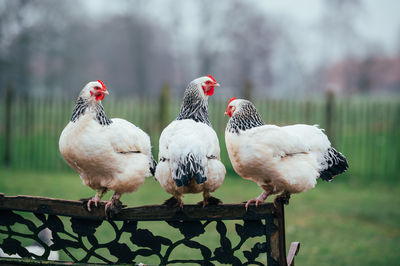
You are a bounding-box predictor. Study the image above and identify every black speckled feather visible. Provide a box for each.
[226,101,264,134]
[172,81,212,187]
[319,147,348,181]
[70,97,112,126]
[176,82,211,126]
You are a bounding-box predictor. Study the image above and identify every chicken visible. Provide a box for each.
[155,75,226,207]
[59,80,156,218]
[224,98,348,209]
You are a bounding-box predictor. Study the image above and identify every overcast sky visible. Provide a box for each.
[85,0,400,71]
[261,0,400,54]
[87,0,399,53]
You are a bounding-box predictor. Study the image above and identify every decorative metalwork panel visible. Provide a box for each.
[0,209,280,265]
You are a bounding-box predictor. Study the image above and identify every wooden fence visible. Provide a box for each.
[1,86,399,181]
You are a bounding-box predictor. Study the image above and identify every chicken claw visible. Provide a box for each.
[198,196,222,208]
[87,195,102,212]
[85,189,107,212]
[245,191,269,211]
[273,191,291,208]
[105,192,123,220]
[163,196,184,209]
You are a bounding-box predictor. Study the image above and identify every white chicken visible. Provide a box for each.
[155,75,226,207]
[224,98,348,209]
[59,80,156,218]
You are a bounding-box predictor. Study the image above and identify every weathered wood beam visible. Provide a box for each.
[287,242,301,266]
[0,194,276,221]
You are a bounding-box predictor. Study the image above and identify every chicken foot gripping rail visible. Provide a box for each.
[0,193,300,265]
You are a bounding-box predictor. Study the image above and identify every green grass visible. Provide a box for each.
[0,169,399,265]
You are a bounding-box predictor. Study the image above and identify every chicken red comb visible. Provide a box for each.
[97,80,106,90]
[228,97,236,105]
[207,75,216,82]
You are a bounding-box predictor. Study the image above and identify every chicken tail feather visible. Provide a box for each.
[150,154,157,177]
[173,153,206,187]
[319,147,349,182]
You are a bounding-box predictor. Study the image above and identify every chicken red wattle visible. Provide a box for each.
[155,75,226,208]
[224,98,349,209]
[59,80,156,219]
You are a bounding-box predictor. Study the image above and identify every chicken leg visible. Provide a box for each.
[163,195,184,208]
[245,191,270,211]
[198,191,222,208]
[87,188,107,212]
[273,190,291,208]
[105,192,123,220]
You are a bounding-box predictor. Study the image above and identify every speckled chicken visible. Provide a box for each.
[59,80,156,218]
[155,75,226,207]
[224,98,348,209]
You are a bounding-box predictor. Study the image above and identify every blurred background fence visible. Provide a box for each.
[1,2,399,264]
[1,0,400,183]
[1,84,399,182]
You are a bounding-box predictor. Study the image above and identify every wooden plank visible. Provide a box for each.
[0,194,275,221]
[277,202,288,266]
[287,242,300,266]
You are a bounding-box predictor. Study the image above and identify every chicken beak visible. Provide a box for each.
[214,82,220,87]
[224,111,228,116]
[104,90,109,95]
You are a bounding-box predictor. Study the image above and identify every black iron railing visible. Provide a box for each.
[0,194,299,265]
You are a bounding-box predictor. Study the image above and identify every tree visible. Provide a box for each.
[318,0,365,63]
[218,1,277,97]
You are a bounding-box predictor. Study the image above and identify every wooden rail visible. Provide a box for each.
[0,193,274,221]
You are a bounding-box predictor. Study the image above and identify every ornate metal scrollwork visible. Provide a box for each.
[0,209,280,265]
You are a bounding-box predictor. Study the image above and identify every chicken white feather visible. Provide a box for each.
[59,81,155,218]
[224,98,348,208]
[155,76,226,207]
